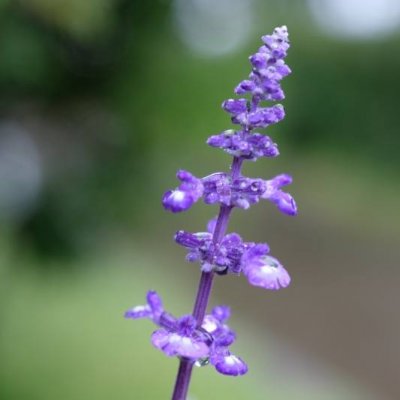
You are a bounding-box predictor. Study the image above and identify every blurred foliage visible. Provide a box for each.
[20,0,118,39]
[0,0,399,258]
[288,37,400,164]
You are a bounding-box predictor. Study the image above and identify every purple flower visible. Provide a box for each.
[249,73,285,101]
[205,307,236,347]
[175,227,246,274]
[162,170,204,213]
[231,104,285,130]
[234,80,256,94]
[202,305,231,335]
[127,292,248,376]
[190,171,290,216]
[233,25,290,111]
[202,173,267,209]
[125,291,178,331]
[262,174,297,216]
[241,244,291,290]
[175,223,292,291]
[125,290,164,323]
[207,130,279,160]
[210,350,248,376]
[261,25,290,59]
[222,98,248,116]
[152,315,209,359]
[201,306,248,376]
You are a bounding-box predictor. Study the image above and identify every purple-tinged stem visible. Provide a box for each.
[171,359,193,400]
[171,157,243,400]
[231,156,243,179]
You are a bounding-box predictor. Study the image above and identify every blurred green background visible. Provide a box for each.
[1,0,400,399]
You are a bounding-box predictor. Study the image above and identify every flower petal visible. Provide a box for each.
[151,330,209,359]
[212,354,248,376]
[244,255,291,290]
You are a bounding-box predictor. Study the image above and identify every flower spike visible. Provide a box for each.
[126,26,298,398]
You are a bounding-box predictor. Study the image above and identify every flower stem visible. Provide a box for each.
[171,157,243,400]
[171,359,194,400]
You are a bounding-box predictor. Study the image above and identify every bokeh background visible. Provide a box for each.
[1,0,399,399]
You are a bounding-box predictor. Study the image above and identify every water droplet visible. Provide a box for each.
[195,357,210,367]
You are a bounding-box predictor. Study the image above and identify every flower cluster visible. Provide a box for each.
[207,130,279,160]
[125,292,248,376]
[163,170,296,215]
[162,26,296,218]
[223,100,285,130]
[126,26,296,391]
[235,26,290,101]
[174,220,290,290]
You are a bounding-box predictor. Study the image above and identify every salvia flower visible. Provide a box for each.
[124,290,163,323]
[242,244,291,290]
[175,227,247,274]
[162,170,204,213]
[164,171,297,214]
[262,173,297,215]
[126,26,297,399]
[210,348,248,376]
[175,221,290,290]
[204,306,248,376]
[152,315,209,359]
[126,293,247,376]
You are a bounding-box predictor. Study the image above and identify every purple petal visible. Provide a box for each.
[246,105,285,129]
[222,99,247,115]
[175,230,208,248]
[249,52,268,69]
[207,134,226,148]
[207,131,279,161]
[212,353,248,376]
[260,79,285,101]
[176,170,193,181]
[262,174,297,216]
[273,191,297,216]
[243,243,270,260]
[276,63,291,77]
[147,291,163,316]
[151,329,172,353]
[124,304,151,319]
[162,190,194,213]
[246,108,265,126]
[244,255,291,290]
[151,330,209,359]
[265,190,297,216]
[214,327,236,347]
[162,170,203,213]
[177,315,197,336]
[270,173,293,187]
[186,251,200,263]
[201,262,213,272]
[202,315,220,334]
[234,80,255,94]
[221,233,242,247]
[211,306,230,322]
